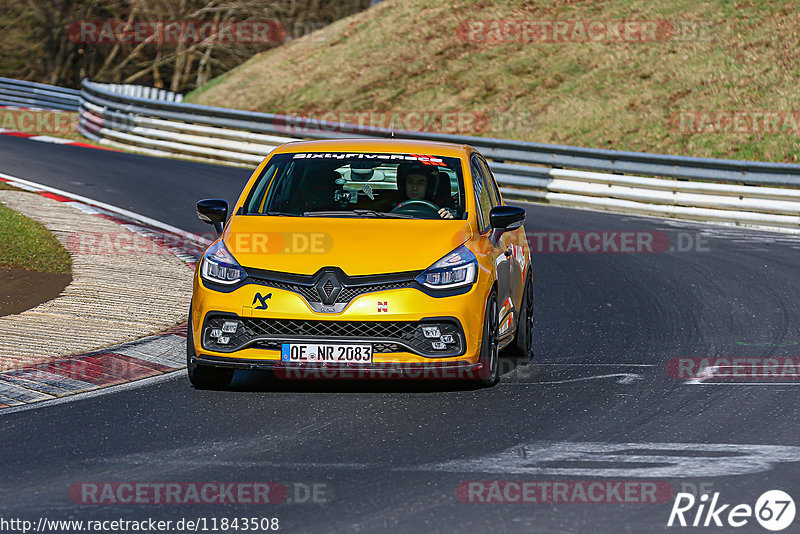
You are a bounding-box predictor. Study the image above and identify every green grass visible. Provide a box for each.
[0,201,72,273]
[186,0,800,163]
[0,181,22,191]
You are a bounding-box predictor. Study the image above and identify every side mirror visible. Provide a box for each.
[490,205,525,232]
[197,199,228,235]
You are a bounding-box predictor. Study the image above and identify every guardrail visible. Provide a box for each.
[94,83,184,103]
[79,81,299,165]
[11,76,800,231]
[0,78,181,112]
[77,78,800,231]
[0,77,81,111]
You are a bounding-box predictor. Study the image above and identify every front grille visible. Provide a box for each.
[242,318,416,338]
[255,280,320,302]
[252,278,412,305]
[335,282,411,303]
[202,315,464,357]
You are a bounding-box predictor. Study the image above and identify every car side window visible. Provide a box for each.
[478,157,501,207]
[470,157,492,232]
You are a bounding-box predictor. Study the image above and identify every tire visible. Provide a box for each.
[502,270,534,362]
[477,291,500,387]
[186,310,234,389]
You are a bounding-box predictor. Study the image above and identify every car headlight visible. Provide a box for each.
[416,244,478,289]
[200,240,246,285]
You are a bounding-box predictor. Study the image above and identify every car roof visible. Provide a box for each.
[272,138,472,159]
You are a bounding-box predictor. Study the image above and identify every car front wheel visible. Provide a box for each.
[477,291,500,387]
[502,269,534,363]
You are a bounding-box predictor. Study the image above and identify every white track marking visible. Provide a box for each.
[684,382,800,387]
[408,442,800,478]
[533,363,656,367]
[0,172,210,245]
[503,373,643,385]
[28,135,73,144]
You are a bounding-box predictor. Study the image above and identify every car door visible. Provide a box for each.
[470,155,513,338]
[477,156,525,317]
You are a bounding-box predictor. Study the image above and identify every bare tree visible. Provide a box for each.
[0,0,370,91]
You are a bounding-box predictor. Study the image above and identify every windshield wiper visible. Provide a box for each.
[353,209,413,219]
[303,210,361,218]
[262,211,300,216]
[302,210,412,219]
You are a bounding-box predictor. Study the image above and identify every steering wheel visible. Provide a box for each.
[390,199,442,219]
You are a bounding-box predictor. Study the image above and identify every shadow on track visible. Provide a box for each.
[213,356,533,394]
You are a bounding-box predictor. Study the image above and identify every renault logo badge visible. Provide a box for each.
[314,272,342,305]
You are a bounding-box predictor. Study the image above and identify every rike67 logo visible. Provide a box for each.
[668,490,795,531]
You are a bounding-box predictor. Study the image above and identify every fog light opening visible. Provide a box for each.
[422,326,441,338]
[222,321,239,334]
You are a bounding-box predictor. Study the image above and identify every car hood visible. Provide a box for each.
[223,215,474,276]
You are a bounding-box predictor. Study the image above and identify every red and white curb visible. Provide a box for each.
[0,173,212,409]
[0,325,187,407]
[0,173,209,265]
[0,105,118,151]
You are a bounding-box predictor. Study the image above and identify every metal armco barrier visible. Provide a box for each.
[13,76,800,231]
[96,83,184,103]
[0,78,81,111]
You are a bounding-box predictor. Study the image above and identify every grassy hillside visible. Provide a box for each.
[186,0,800,163]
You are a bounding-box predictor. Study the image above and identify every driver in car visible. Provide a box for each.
[395,162,455,219]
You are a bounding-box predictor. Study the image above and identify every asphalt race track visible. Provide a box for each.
[0,136,251,234]
[1,135,799,533]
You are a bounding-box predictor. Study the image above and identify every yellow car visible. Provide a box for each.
[188,139,532,388]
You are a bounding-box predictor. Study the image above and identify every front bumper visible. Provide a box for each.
[201,314,466,357]
[191,269,490,368]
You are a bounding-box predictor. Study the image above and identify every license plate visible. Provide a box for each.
[281,343,373,364]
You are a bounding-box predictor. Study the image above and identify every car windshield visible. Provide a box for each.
[243,152,466,220]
